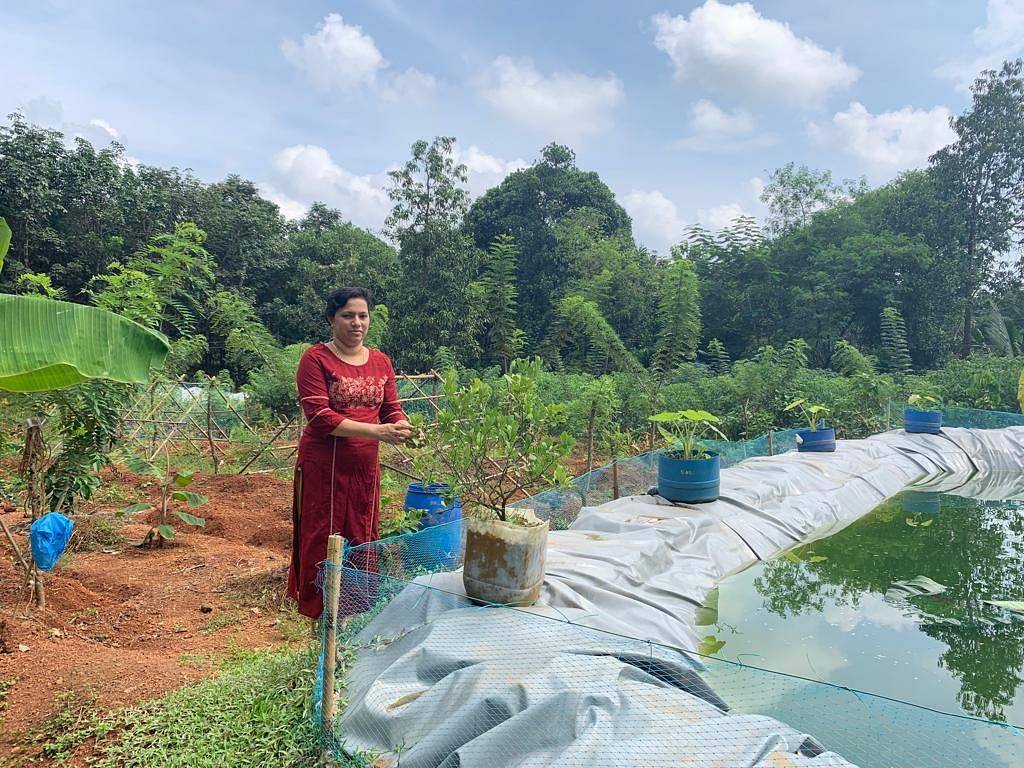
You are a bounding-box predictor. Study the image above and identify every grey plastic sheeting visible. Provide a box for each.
[337,428,1024,767]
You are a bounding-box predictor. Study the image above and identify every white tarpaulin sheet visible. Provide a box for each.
[336,428,1024,767]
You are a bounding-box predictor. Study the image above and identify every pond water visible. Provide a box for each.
[698,481,1024,766]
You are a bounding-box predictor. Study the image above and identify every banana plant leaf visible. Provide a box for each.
[0,294,169,392]
[0,217,10,270]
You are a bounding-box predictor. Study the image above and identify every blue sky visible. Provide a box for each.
[4,1,1022,254]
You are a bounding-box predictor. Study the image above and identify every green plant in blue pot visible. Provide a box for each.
[785,399,836,452]
[650,409,726,503]
[904,393,943,434]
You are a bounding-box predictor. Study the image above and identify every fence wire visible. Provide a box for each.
[313,407,1024,766]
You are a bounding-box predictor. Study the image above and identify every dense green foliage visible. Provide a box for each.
[1,58,1022,465]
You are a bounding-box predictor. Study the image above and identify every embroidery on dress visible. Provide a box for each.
[329,376,386,410]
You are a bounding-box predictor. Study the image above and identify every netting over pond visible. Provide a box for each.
[315,569,1024,768]
[311,408,1024,767]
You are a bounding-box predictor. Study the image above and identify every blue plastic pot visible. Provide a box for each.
[403,482,463,571]
[796,427,836,453]
[904,407,942,434]
[657,452,720,503]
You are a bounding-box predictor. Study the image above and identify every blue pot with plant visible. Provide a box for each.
[785,399,836,453]
[403,482,463,571]
[650,409,725,503]
[904,394,943,434]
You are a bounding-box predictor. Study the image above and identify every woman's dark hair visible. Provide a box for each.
[325,286,374,322]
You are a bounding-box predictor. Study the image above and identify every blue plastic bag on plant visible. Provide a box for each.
[29,512,74,571]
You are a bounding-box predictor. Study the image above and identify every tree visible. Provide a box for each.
[761,162,863,235]
[703,339,731,374]
[466,143,633,345]
[478,234,525,372]
[879,307,913,374]
[930,59,1024,358]
[195,175,286,298]
[652,257,701,376]
[385,137,480,371]
[263,206,399,345]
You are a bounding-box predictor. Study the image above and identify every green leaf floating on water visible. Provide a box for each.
[807,555,828,563]
[885,575,947,601]
[905,517,933,527]
[695,588,719,626]
[698,635,726,656]
[984,600,1024,614]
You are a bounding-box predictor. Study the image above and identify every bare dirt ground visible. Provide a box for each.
[0,468,301,761]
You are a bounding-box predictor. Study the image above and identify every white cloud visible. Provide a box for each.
[748,176,766,203]
[810,101,955,175]
[18,96,125,150]
[380,67,438,104]
[282,14,438,103]
[454,144,528,196]
[88,118,120,140]
[822,594,917,633]
[937,0,1024,91]
[262,142,523,229]
[674,99,776,152]
[264,144,392,231]
[478,56,624,141]
[257,183,308,221]
[652,1,859,107]
[282,13,385,92]
[622,189,687,254]
[697,202,750,230]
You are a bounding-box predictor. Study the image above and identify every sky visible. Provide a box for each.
[3,0,1023,255]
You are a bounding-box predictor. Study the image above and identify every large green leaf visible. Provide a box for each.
[171,490,208,508]
[173,509,206,527]
[0,295,169,392]
[0,217,10,271]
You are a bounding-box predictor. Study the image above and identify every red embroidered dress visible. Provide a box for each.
[287,344,406,618]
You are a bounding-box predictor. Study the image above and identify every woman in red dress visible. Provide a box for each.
[287,287,412,619]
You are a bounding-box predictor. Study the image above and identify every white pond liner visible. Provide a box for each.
[336,427,1024,767]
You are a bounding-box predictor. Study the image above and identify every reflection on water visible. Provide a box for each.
[699,479,1024,765]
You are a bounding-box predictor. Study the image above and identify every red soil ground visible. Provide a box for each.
[0,468,300,759]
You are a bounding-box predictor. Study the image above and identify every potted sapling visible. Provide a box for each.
[650,409,727,503]
[904,394,943,434]
[784,399,836,452]
[414,359,573,606]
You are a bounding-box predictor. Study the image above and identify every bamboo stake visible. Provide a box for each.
[767,430,774,457]
[206,378,219,474]
[321,534,344,742]
[585,399,597,477]
[0,514,29,573]
[612,458,620,500]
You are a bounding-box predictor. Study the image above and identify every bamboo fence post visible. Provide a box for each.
[611,458,620,500]
[321,534,345,742]
[585,400,597,477]
[206,377,219,474]
[767,430,774,457]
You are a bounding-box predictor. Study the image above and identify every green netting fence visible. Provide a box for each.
[312,407,1024,766]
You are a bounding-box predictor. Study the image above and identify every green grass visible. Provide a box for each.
[94,647,323,768]
[198,613,244,635]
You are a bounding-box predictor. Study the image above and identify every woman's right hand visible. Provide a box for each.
[376,422,414,444]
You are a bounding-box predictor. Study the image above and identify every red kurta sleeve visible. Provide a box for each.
[296,346,346,437]
[378,353,407,424]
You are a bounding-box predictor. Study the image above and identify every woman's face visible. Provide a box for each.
[330,298,370,347]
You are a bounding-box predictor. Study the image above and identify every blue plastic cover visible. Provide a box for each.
[29,512,74,571]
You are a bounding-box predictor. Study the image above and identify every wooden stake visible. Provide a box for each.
[767,430,774,457]
[206,378,219,474]
[321,534,345,741]
[585,400,597,477]
[611,458,620,500]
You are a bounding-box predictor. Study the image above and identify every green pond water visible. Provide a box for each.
[697,482,1024,767]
